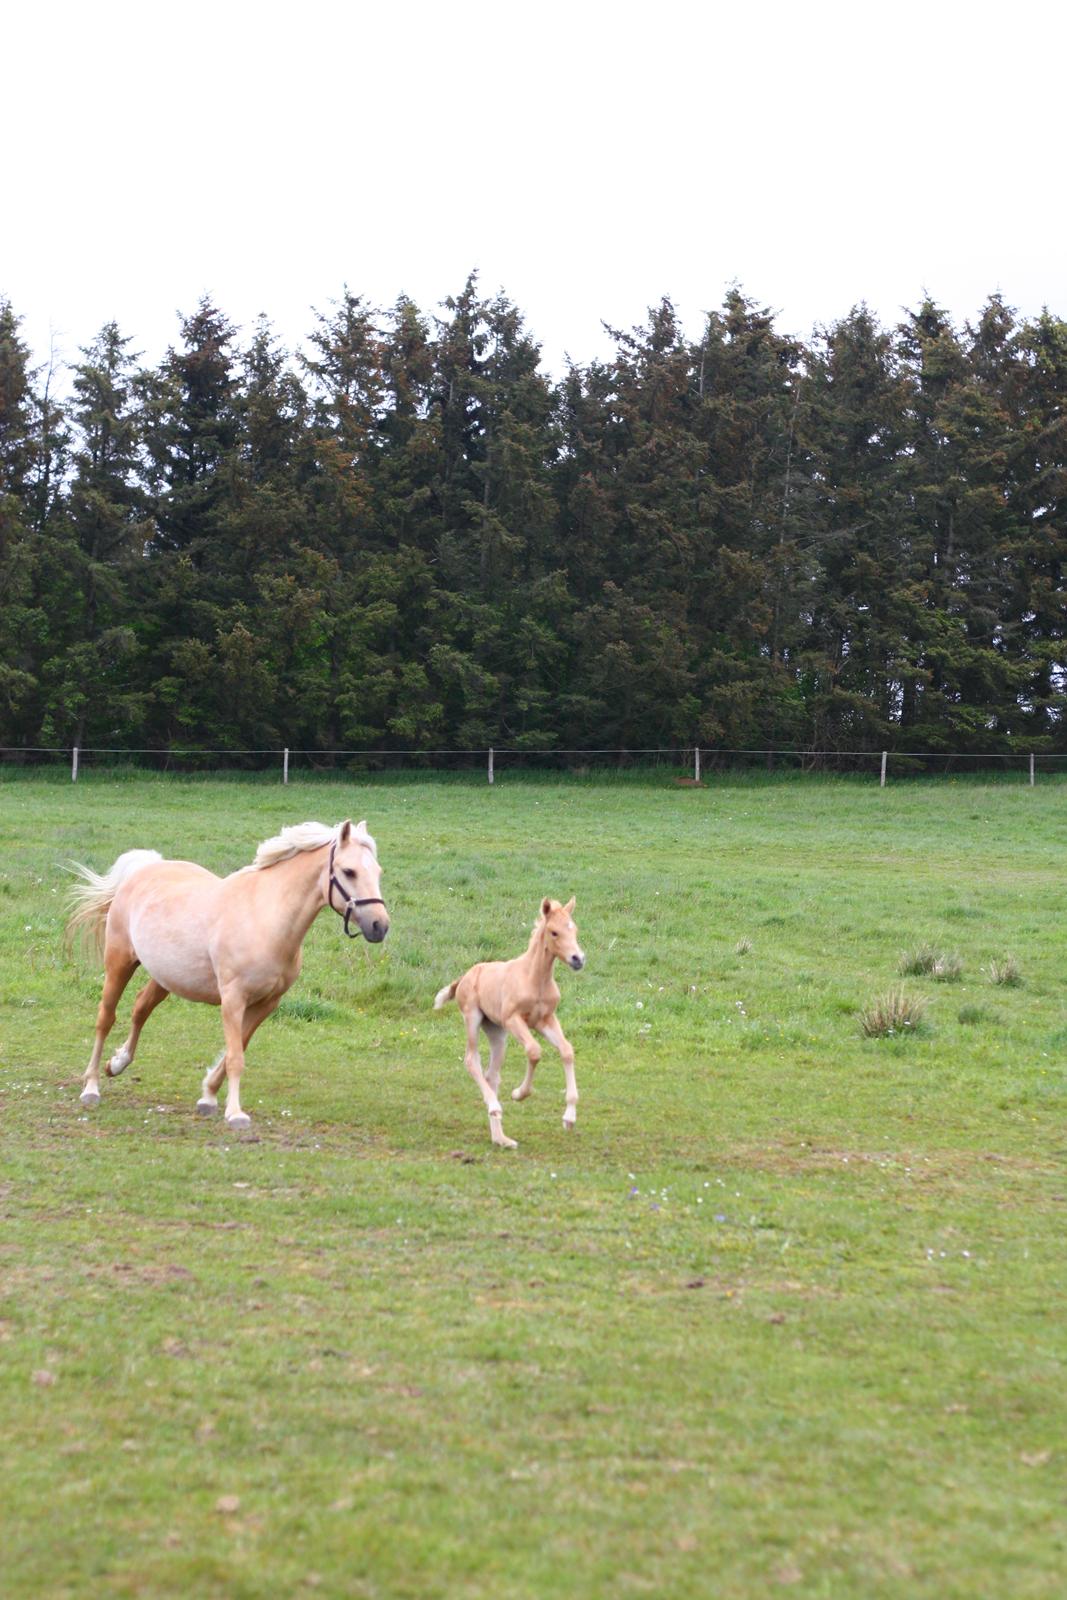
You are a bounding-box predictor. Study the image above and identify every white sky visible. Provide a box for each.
[6,0,1066,380]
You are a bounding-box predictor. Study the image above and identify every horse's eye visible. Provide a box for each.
[550,930,558,937]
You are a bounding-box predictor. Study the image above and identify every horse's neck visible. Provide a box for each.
[262,849,327,939]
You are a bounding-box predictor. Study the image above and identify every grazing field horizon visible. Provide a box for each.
[2,775,1065,1598]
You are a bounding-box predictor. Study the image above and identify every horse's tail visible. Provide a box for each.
[65,849,164,956]
[433,979,460,1010]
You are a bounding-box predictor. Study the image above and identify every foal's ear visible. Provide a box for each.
[541,896,553,917]
[564,896,576,914]
[339,819,352,843]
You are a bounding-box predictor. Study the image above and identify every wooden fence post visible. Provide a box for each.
[72,746,79,783]
[880,750,887,789]
[694,745,701,783]
[1030,752,1035,787]
[283,747,289,785]
[488,747,494,786]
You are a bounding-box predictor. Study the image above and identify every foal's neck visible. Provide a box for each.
[522,922,555,983]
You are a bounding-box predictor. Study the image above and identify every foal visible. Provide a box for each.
[434,897,585,1148]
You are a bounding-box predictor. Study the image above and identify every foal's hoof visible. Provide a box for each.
[225,1111,252,1130]
[511,1085,531,1102]
[79,1088,100,1109]
[562,1114,576,1131]
[196,1098,218,1117]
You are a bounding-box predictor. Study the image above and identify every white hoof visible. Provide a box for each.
[225,1111,251,1130]
[80,1088,100,1109]
[196,1098,218,1117]
[492,1133,518,1150]
[563,1113,576,1130]
[106,1046,131,1077]
[511,1085,531,1102]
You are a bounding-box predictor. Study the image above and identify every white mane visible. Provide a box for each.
[249,819,377,871]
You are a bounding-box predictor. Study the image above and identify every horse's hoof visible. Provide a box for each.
[562,1115,576,1131]
[79,1088,100,1109]
[492,1134,518,1150]
[196,1098,218,1117]
[225,1112,252,1130]
[511,1086,530,1102]
[106,1047,131,1077]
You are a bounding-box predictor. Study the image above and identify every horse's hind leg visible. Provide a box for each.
[107,979,168,1078]
[80,947,139,1108]
[464,1009,516,1149]
[483,1022,508,1100]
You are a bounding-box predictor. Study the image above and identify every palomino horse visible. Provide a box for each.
[434,897,585,1148]
[67,820,388,1128]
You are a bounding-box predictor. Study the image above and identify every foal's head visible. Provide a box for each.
[330,819,389,942]
[540,896,584,970]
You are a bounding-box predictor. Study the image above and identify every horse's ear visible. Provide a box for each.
[541,896,553,917]
[339,819,352,843]
[356,820,368,835]
[564,896,576,914]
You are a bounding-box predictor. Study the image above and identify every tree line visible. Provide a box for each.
[1,278,1064,759]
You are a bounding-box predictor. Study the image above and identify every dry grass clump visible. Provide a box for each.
[734,937,753,956]
[900,946,962,982]
[988,955,1022,987]
[860,987,928,1039]
[899,944,939,976]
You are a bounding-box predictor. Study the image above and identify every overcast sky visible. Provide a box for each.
[6,0,1066,380]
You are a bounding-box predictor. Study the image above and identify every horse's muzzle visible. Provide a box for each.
[569,952,585,970]
[362,914,389,943]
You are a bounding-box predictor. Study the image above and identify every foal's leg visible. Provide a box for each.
[464,1008,516,1149]
[483,1022,508,1100]
[81,947,139,1108]
[107,978,169,1078]
[199,995,279,1120]
[507,1015,542,1104]
[538,1013,579,1130]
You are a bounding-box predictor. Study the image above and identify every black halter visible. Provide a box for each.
[327,839,386,939]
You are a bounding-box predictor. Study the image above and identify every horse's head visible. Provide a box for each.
[541,896,584,970]
[328,819,389,942]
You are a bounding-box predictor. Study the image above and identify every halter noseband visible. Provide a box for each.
[327,839,386,939]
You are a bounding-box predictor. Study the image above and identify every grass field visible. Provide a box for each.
[2,771,1066,1599]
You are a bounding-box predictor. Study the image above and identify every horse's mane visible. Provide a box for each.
[248,820,377,872]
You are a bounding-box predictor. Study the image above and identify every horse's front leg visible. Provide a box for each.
[538,1013,578,1130]
[199,994,279,1120]
[507,1015,542,1104]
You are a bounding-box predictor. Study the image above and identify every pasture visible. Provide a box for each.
[1,771,1066,1599]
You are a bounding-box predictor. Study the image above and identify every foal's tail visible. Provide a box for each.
[433,979,459,1010]
[65,848,163,956]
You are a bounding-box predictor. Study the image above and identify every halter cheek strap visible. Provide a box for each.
[327,840,386,939]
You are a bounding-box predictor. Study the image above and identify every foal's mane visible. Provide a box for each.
[248,819,377,872]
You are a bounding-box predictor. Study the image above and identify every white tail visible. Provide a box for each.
[66,849,163,954]
[434,980,459,1010]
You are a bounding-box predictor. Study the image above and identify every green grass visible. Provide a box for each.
[2,774,1066,1599]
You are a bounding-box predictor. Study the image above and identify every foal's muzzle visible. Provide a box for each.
[569,951,586,970]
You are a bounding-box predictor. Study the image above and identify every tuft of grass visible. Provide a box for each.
[932,952,964,983]
[734,936,753,955]
[899,943,939,975]
[988,955,1023,987]
[860,986,928,1038]
[276,995,344,1023]
[958,1004,987,1026]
